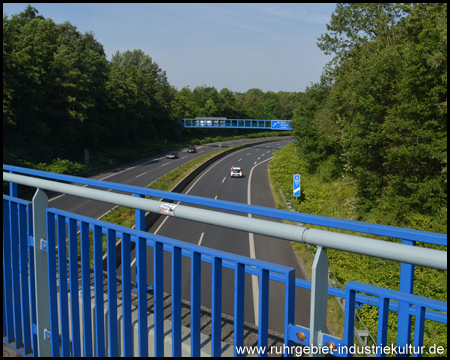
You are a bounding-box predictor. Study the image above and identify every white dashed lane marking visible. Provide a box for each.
[198,232,205,246]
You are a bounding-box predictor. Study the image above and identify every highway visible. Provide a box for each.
[44,136,310,335]
[46,138,273,217]
[133,138,310,335]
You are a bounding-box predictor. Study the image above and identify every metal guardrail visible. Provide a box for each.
[3,171,447,270]
[3,166,448,357]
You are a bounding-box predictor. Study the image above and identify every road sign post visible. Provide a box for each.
[293,174,300,197]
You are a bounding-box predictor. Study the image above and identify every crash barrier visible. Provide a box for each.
[3,166,447,356]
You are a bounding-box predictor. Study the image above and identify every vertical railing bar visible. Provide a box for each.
[121,233,132,356]
[68,218,81,356]
[234,262,245,357]
[134,195,145,231]
[284,269,295,357]
[191,251,201,357]
[134,194,145,296]
[344,287,356,350]
[19,203,32,355]
[211,256,223,357]
[9,171,18,197]
[310,246,329,357]
[154,241,164,356]
[136,236,148,356]
[3,198,14,343]
[397,239,415,356]
[46,211,59,356]
[10,201,23,349]
[413,306,426,358]
[57,214,70,356]
[171,246,182,357]
[27,202,38,356]
[3,283,7,341]
[376,296,389,358]
[94,225,105,357]
[32,189,51,357]
[258,268,269,357]
[80,221,93,356]
[107,229,118,357]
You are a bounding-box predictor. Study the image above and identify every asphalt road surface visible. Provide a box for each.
[43,136,310,336]
[132,138,311,335]
[46,138,277,217]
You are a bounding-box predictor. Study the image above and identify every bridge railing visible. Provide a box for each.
[182,118,292,130]
[3,166,447,357]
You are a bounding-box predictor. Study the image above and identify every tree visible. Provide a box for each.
[110,49,177,140]
[3,9,60,160]
[291,78,332,170]
[311,2,447,217]
[317,3,405,67]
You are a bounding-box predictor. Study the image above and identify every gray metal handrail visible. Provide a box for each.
[3,172,447,271]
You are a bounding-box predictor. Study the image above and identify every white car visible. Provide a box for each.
[230,166,243,177]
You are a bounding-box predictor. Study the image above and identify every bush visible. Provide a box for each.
[36,159,86,175]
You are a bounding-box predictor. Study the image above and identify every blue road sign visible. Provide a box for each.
[293,174,300,197]
[271,120,292,130]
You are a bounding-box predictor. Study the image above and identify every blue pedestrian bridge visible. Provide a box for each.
[3,162,447,357]
[183,118,292,130]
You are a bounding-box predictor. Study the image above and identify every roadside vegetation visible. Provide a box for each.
[269,143,446,355]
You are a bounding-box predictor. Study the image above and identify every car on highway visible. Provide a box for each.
[167,151,179,159]
[230,166,243,178]
[187,146,197,153]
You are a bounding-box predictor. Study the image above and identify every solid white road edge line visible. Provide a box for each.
[247,156,273,326]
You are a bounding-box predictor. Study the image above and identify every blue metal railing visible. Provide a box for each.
[3,196,36,356]
[182,118,292,130]
[344,282,447,357]
[3,165,447,357]
[44,208,296,357]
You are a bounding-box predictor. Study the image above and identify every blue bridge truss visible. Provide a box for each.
[182,118,292,130]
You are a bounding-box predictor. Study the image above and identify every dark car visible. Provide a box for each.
[167,151,179,159]
[187,146,197,153]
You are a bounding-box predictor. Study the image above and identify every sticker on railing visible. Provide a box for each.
[159,203,177,216]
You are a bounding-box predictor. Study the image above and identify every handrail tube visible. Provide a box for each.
[3,172,447,270]
[4,164,446,246]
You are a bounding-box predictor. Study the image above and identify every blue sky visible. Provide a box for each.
[3,3,337,93]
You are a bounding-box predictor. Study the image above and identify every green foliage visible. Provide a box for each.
[269,144,447,356]
[293,3,447,220]
[35,158,85,175]
[317,3,404,66]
